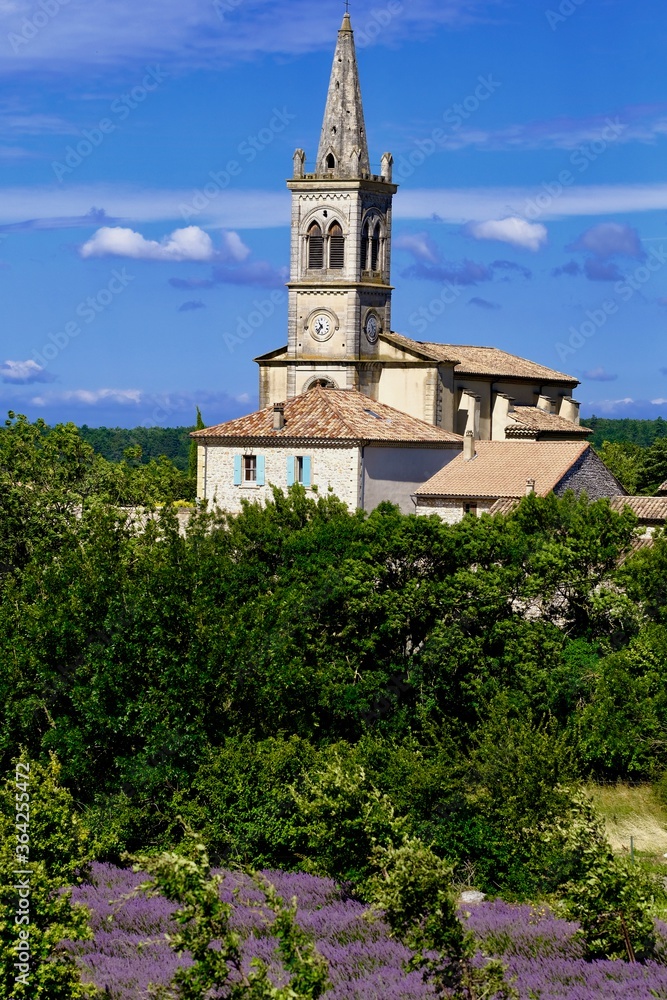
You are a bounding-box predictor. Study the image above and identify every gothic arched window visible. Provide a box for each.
[307,222,324,269]
[361,221,370,271]
[326,153,336,169]
[329,222,345,269]
[370,225,381,272]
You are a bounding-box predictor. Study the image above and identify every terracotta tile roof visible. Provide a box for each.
[610,496,667,523]
[505,406,591,438]
[658,481,667,496]
[379,332,461,363]
[380,335,578,383]
[415,440,590,499]
[192,387,463,445]
[488,497,521,516]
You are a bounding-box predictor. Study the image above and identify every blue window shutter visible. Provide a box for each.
[233,454,242,486]
[303,455,312,488]
[286,457,295,487]
[257,455,266,486]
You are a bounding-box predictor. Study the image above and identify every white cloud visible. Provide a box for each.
[220,230,251,262]
[79,225,220,262]
[394,232,440,263]
[464,217,547,252]
[3,182,667,236]
[418,110,667,153]
[569,222,644,260]
[0,0,504,74]
[31,389,143,406]
[399,184,667,223]
[0,359,55,383]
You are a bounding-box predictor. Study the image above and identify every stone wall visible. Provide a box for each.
[201,443,360,513]
[555,448,625,500]
[414,497,495,524]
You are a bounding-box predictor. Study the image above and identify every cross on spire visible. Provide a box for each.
[344,0,350,12]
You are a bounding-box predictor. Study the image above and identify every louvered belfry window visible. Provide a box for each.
[329,222,345,269]
[307,223,324,269]
[361,223,370,271]
[371,226,381,271]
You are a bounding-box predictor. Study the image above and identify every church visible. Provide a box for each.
[193,13,623,518]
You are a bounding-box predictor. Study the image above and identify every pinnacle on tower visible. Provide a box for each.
[316,13,371,179]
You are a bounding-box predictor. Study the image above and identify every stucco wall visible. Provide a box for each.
[555,448,625,500]
[259,365,289,409]
[363,446,461,515]
[377,365,437,423]
[202,443,360,513]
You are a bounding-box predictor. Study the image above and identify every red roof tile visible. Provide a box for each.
[192,387,463,445]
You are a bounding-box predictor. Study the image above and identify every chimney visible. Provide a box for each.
[526,478,536,495]
[536,395,553,413]
[559,396,581,425]
[273,404,285,431]
[463,430,475,461]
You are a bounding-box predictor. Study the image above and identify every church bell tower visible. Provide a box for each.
[283,12,398,398]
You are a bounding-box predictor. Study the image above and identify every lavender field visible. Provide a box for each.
[69,863,667,999]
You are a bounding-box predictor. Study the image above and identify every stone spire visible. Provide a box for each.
[316,12,371,178]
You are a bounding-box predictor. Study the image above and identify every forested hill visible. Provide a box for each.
[78,424,195,471]
[77,418,667,469]
[585,415,667,448]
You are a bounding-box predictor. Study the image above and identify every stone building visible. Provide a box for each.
[414,437,625,523]
[195,13,595,511]
[254,12,586,442]
[192,386,462,515]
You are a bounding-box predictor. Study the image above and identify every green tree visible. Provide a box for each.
[188,407,205,481]
[638,438,667,494]
[543,793,659,961]
[133,829,330,999]
[597,441,644,494]
[0,754,97,999]
[368,838,516,999]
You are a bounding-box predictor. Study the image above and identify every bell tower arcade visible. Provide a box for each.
[284,12,398,398]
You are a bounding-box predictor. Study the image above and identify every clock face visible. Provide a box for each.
[311,314,333,341]
[365,314,379,344]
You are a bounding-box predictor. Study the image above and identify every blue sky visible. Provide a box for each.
[1,0,666,427]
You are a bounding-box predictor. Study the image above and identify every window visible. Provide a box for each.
[370,227,380,271]
[243,456,257,483]
[326,153,336,169]
[288,455,312,488]
[234,454,265,487]
[307,222,324,269]
[360,222,369,271]
[329,222,345,269]
[464,502,478,517]
[305,377,335,391]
